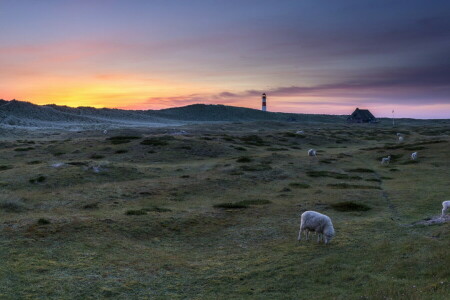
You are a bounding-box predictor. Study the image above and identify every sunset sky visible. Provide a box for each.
[1,1,449,118]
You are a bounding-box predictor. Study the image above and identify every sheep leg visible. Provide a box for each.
[298,228,303,241]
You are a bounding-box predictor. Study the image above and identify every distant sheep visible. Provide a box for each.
[296,130,304,134]
[398,136,404,142]
[103,130,108,135]
[442,201,450,218]
[298,211,335,244]
[308,149,317,157]
[411,152,418,160]
[381,155,391,165]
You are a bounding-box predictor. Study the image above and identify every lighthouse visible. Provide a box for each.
[262,93,267,112]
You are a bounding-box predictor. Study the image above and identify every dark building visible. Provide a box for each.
[347,108,377,123]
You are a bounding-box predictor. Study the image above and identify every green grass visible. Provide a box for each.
[0,122,449,299]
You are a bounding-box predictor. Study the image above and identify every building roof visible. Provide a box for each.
[347,108,376,121]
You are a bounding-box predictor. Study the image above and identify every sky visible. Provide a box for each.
[1,0,449,119]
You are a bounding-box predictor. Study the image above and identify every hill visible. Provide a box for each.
[0,100,345,129]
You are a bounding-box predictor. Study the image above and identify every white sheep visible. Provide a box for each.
[442,201,450,218]
[411,152,418,160]
[103,130,108,135]
[296,130,304,134]
[298,211,335,244]
[398,136,404,142]
[308,149,317,157]
[381,155,391,165]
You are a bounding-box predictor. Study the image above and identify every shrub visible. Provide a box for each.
[125,209,147,215]
[346,168,375,173]
[14,147,34,151]
[400,160,419,165]
[107,136,140,144]
[0,194,26,212]
[214,202,248,209]
[237,199,271,205]
[331,201,371,212]
[90,154,104,159]
[83,203,99,209]
[27,160,42,165]
[140,136,174,146]
[266,147,288,151]
[233,146,247,151]
[29,176,46,184]
[37,218,51,225]
[236,156,252,163]
[142,206,172,213]
[239,135,266,146]
[115,149,128,154]
[306,171,361,180]
[0,165,12,171]
[327,183,380,189]
[365,178,381,182]
[289,182,311,189]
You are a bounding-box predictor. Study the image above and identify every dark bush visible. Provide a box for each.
[289,182,311,189]
[115,149,128,154]
[331,201,371,212]
[142,206,172,213]
[236,156,252,163]
[107,136,140,144]
[140,136,175,146]
[37,218,51,225]
[125,209,147,215]
[14,147,34,151]
[214,202,248,209]
[327,183,380,189]
[29,176,46,184]
[346,168,375,173]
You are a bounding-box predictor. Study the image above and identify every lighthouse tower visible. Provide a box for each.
[262,93,267,112]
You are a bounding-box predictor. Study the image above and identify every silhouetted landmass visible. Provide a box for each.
[0,99,345,128]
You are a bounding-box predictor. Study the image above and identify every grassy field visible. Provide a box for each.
[0,121,449,299]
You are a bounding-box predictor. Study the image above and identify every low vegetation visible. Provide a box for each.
[0,122,449,299]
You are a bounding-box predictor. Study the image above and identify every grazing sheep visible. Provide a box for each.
[308,149,317,157]
[103,130,108,135]
[442,201,450,218]
[398,136,404,142]
[411,152,418,160]
[298,211,335,244]
[296,130,304,134]
[381,155,391,165]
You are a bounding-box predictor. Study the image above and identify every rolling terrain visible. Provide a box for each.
[0,120,449,299]
[0,100,345,129]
